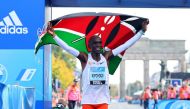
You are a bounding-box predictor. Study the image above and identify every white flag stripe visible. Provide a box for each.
[3,16,14,26]
[121,21,136,33]
[21,69,36,81]
[9,11,22,26]
[0,21,5,26]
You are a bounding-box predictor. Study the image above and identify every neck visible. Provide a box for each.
[91,52,100,61]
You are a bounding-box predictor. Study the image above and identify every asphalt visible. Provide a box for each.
[109,102,143,109]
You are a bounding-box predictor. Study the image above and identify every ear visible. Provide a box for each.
[88,41,92,52]
[88,42,92,52]
[88,39,93,49]
[88,42,91,49]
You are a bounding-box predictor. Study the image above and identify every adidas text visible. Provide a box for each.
[0,26,28,34]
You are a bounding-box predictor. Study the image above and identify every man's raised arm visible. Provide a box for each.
[111,20,148,56]
[47,22,80,57]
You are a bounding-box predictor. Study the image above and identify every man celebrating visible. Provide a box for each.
[47,20,148,109]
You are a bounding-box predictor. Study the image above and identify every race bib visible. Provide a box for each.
[89,67,106,85]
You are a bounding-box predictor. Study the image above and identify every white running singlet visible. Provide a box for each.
[81,53,110,104]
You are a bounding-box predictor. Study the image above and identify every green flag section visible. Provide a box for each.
[35,12,148,75]
[35,30,88,54]
[35,29,121,75]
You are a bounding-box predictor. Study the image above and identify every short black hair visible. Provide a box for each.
[88,35,100,49]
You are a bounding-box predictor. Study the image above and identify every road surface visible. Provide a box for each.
[71,102,143,109]
[109,102,143,109]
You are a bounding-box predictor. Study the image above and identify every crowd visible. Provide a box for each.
[141,82,190,109]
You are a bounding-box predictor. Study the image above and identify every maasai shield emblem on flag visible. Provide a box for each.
[35,12,148,75]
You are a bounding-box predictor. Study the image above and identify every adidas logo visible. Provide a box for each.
[0,10,28,34]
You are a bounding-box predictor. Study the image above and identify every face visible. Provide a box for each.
[89,36,102,54]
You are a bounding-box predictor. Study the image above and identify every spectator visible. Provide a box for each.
[170,87,176,99]
[153,89,159,109]
[66,79,81,109]
[179,84,187,100]
[143,86,151,109]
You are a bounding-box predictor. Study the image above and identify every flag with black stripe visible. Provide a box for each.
[35,12,148,75]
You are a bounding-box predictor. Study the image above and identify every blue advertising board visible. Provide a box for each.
[171,79,182,86]
[166,79,182,87]
[0,0,45,49]
[0,0,46,108]
[0,49,44,108]
[156,100,190,109]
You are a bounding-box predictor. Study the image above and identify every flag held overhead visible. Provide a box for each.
[35,12,148,75]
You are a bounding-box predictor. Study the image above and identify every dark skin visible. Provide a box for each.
[47,21,148,71]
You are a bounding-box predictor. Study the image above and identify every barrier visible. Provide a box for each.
[0,83,6,109]
[155,99,190,109]
[0,49,44,108]
[0,84,35,109]
[148,100,155,109]
[169,100,190,109]
[165,100,177,109]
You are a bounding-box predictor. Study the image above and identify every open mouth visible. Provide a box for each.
[95,47,102,52]
[96,48,100,50]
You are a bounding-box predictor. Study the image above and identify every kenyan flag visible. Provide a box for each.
[35,12,148,75]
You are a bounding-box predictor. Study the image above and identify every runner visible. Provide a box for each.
[47,20,148,109]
